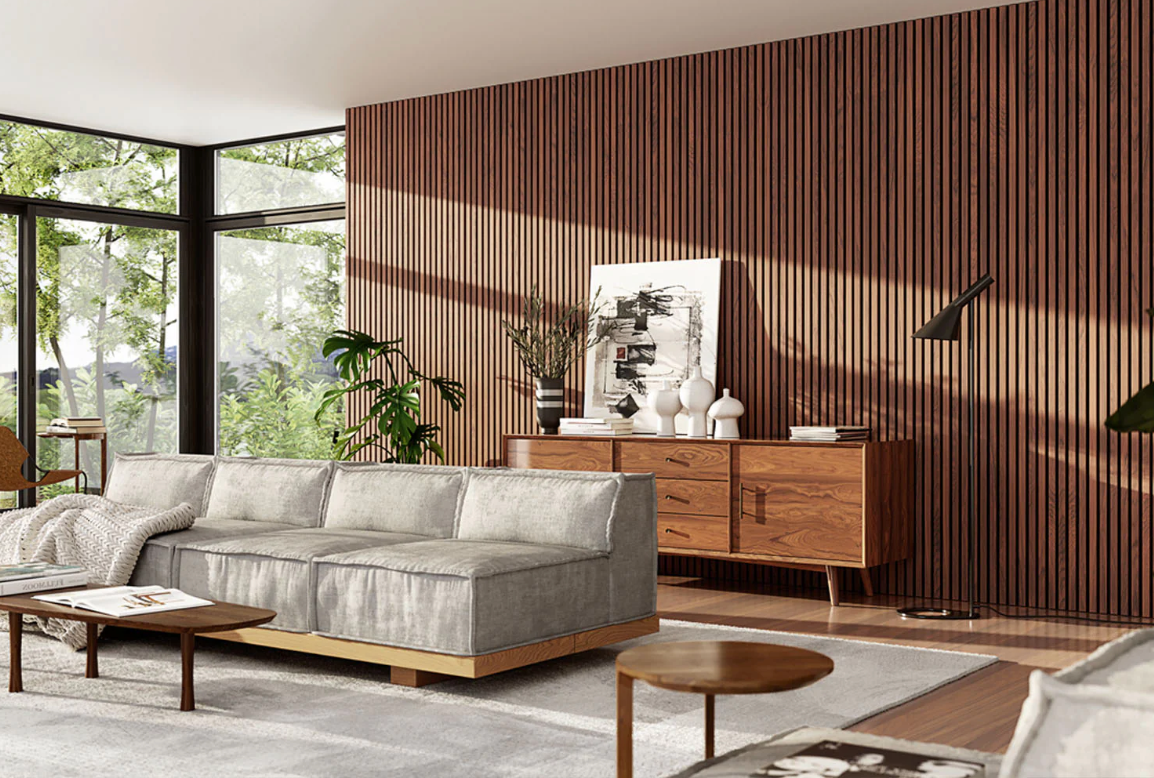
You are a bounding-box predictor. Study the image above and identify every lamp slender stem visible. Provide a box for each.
[967,301,978,618]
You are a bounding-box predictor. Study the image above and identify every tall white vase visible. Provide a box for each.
[679,366,715,438]
[648,380,682,437]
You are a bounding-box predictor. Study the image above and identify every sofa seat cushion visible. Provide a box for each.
[314,539,612,656]
[106,453,216,513]
[323,462,467,537]
[176,528,429,632]
[129,517,297,588]
[204,457,334,528]
[456,468,623,552]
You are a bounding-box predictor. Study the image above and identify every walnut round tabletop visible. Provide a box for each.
[616,640,834,695]
[614,641,834,778]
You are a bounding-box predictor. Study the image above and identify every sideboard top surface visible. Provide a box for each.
[504,434,910,448]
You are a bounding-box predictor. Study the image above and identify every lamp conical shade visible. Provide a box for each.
[913,304,964,341]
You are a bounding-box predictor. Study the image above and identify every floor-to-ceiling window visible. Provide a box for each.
[211,131,345,458]
[0,117,184,502]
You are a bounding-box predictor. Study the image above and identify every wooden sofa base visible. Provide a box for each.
[204,615,660,687]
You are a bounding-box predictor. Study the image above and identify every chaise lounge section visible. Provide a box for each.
[116,453,658,685]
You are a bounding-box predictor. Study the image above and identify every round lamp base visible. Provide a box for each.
[897,606,980,621]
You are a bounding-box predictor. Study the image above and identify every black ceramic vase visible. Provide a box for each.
[534,377,565,434]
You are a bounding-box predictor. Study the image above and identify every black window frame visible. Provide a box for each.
[0,114,346,504]
[204,126,346,456]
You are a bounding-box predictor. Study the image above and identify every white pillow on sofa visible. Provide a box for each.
[322,462,467,538]
[1001,670,1154,778]
[205,457,333,528]
[105,453,215,513]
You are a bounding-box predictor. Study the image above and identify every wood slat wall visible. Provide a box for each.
[346,0,1154,618]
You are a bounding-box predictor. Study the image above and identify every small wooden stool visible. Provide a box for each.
[615,640,834,778]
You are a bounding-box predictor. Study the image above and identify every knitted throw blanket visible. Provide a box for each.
[0,494,195,648]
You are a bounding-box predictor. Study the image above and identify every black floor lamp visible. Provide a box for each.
[898,273,995,621]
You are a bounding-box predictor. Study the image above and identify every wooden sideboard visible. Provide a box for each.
[504,435,914,606]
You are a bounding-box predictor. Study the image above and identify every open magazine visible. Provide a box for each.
[33,586,213,618]
[756,740,984,777]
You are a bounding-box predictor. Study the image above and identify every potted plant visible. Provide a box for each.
[502,286,605,434]
[1106,308,1154,433]
[315,329,465,462]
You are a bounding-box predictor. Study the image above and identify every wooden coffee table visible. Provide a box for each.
[0,585,275,711]
[615,640,834,778]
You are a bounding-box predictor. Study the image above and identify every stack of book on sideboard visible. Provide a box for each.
[559,415,635,436]
[789,425,871,442]
[45,417,106,435]
[0,563,88,596]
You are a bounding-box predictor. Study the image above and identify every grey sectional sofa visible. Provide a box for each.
[114,453,658,685]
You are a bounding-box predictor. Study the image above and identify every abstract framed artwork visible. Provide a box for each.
[583,258,721,433]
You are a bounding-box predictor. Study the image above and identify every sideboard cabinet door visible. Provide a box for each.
[734,445,864,564]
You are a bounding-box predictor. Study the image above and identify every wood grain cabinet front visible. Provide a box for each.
[504,435,913,607]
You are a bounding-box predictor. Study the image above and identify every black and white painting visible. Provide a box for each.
[583,258,721,433]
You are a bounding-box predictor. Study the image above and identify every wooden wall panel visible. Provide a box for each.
[346,0,1154,618]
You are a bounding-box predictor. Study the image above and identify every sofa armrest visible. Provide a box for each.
[607,472,658,623]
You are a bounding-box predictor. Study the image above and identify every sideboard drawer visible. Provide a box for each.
[658,513,729,552]
[506,438,612,472]
[656,478,729,516]
[616,441,729,481]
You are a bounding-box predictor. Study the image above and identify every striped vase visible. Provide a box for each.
[534,377,565,435]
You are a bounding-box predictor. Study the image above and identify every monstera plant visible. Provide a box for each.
[316,329,465,463]
[1106,308,1154,433]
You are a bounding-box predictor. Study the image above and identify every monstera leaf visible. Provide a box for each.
[1106,308,1154,433]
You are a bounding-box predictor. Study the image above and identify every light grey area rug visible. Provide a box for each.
[0,619,995,778]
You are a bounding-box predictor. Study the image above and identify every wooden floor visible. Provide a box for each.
[658,575,1133,753]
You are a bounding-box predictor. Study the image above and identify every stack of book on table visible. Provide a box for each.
[559,415,635,436]
[0,563,88,596]
[789,425,871,442]
[45,417,106,435]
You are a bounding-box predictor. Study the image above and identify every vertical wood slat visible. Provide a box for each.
[345,0,1154,619]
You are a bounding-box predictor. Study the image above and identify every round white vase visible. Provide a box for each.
[679,366,715,438]
[708,388,745,439]
[648,380,682,437]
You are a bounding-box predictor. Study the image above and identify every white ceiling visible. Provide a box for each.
[1,0,1020,146]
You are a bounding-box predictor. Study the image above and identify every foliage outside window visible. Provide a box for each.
[216,133,344,215]
[35,217,178,495]
[0,213,16,507]
[217,220,344,458]
[0,120,177,214]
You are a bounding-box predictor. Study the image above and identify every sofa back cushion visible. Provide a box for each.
[323,463,467,538]
[456,468,622,552]
[205,457,333,528]
[105,453,216,513]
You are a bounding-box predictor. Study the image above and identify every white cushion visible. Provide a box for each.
[322,462,467,538]
[205,457,333,528]
[456,468,621,552]
[105,453,215,513]
[1001,671,1154,778]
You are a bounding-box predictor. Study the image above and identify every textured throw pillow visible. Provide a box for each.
[104,453,215,513]
[1000,670,1154,778]
[323,463,467,538]
[204,457,333,528]
[456,468,622,552]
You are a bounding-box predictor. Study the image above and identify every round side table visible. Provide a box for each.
[615,640,834,778]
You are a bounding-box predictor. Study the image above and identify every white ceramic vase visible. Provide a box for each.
[648,380,682,437]
[708,388,745,439]
[679,366,715,438]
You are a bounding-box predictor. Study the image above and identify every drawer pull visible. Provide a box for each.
[664,527,673,533]
[664,457,676,463]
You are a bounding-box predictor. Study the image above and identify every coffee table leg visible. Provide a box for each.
[85,623,99,679]
[704,693,715,758]
[8,613,22,693]
[180,633,195,711]
[616,670,633,778]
